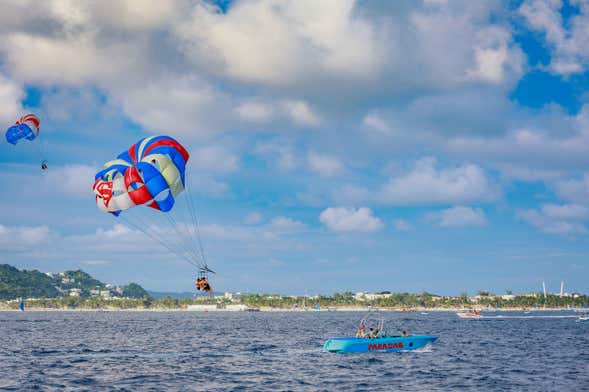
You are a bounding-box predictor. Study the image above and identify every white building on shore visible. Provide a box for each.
[69,288,81,297]
[354,292,393,301]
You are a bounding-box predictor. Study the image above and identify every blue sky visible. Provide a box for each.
[1,0,589,295]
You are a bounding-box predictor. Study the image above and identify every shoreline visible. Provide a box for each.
[0,307,583,312]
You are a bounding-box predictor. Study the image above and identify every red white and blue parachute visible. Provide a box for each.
[5,114,40,145]
[93,135,213,290]
[93,135,190,215]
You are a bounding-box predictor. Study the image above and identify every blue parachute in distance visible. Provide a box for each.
[5,114,40,145]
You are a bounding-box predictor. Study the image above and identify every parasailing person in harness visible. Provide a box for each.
[195,267,214,293]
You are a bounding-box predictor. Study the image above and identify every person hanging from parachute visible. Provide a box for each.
[5,114,48,170]
[195,267,214,293]
[93,135,213,293]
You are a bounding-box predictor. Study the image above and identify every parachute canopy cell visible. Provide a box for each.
[93,135,190,215]
[5,114,40,145]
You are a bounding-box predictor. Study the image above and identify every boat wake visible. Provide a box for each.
[410,345,434,353]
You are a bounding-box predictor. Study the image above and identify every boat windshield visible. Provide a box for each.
[355,314,387,338]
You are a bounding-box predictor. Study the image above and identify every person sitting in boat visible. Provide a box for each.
[356,325,366,338]
[372,328,380,338]
[402,330,408,337]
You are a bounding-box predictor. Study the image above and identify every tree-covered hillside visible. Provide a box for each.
[0,264,148,300]
[0,264,60,300]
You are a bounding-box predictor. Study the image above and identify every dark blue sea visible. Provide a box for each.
[1,311,588,391]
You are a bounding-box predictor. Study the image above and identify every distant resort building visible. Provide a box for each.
[186,304,218,311]
[225,304,248,311]
[354,292,393,301]
[69,288,81,297]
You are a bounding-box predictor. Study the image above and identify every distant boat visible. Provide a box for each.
[19,299,24,312]
[578,315,589,322]
[456,309,482,319]
[421,312,429,315]
[245,307,260,312]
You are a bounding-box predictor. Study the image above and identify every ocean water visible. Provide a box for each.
[0,311,587,391]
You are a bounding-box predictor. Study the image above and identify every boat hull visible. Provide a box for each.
[323,335,437,353]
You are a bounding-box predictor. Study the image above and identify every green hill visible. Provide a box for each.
[0,264,148,300]
[0,265,60,300]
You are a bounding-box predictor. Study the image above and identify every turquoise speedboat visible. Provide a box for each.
[323,314,437,353]
[323,335,437,353]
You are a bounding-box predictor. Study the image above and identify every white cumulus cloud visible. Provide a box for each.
[519,0,589,75]
[428,206,487,227]
[379,158,499,205]
[0,73,24,125]
[307,151,344,177]
[319,206,383,232]
[0,224,52,251]
[517,208,588,235]
[282,100,321,127]
[235,101,275,123]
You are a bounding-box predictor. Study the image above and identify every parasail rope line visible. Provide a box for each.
[163,214,198,264]
[132,211,200,268]
[181,181,205,265]
[172,203,204,266]
[164,211,203,267]
[38,134,47,161]
[32,138,46,165]
[179,180,200,254]
[186,180,208,268]
[119,214,198,268]
[118,214,201,269]
[131,210,199,266]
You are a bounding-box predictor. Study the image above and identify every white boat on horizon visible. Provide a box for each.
[456,309,482,319]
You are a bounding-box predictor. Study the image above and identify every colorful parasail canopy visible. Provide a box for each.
[93,135,190,215]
